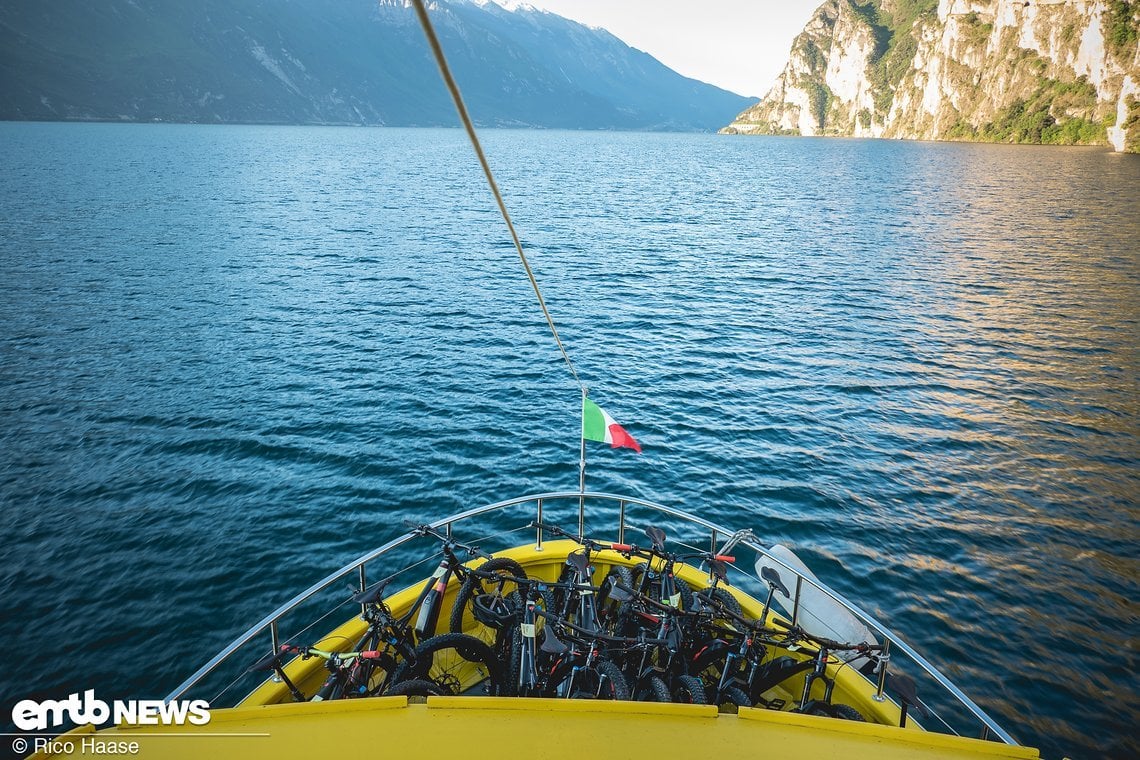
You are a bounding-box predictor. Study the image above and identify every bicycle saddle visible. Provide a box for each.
[351,578,393,605]
[645,526,667,550]
[249,648,285,672]
[540,627,570,654]
[761,566,791,598]
[566,551,590,575]
[889,672,928,716]
[709,559,729,581]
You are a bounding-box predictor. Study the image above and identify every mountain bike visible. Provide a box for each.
[770,618,881,720]
[536,609,648,701]
[683,558,789,708]
[251,524,505,701]
[606,526,736,613]
[401,521,495,642]
[530,522,610,633]
[250,644,390,702]
[601,579,710,704]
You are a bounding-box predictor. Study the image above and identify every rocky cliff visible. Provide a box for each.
[723,0,1140,152]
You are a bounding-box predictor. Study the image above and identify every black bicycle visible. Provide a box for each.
[537,608,640,701]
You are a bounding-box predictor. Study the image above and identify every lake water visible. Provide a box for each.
[1,123,1137,759]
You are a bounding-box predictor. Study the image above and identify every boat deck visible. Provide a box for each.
[35,696,1038,760]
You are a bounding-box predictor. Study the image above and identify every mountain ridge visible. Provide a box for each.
[0,0,751,131]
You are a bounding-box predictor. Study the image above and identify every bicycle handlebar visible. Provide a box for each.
[253,644,388,671]
[614,583,702,618]
[462,563,602,596]
[770,617,884,653]
[608,542,733,565]
[529,522,610,552]
[534,608,669,648]
[403,521,492,559]
[282,644,388,661]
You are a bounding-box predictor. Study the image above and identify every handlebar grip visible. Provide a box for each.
[250,650,284,672]
[714,554,736,563]
[610,542,632,552]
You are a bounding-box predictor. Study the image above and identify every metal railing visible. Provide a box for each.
[164,491,1017,745]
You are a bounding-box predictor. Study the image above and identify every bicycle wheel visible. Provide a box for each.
[384,679,450,698]
[709,587,743,617]
[391,632,503,696]
[547,658,630,700]
[832,703,866,721]
[672,674,707,704]
[632,674,671,702]
[674,578,694,612]
[449,558,527,646]
[718,685,752,709]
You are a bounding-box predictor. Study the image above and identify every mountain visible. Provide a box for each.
[0,0,753,131]
[722,0,1140,152]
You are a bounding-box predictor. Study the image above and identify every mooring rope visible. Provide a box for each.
[410,0,584,393]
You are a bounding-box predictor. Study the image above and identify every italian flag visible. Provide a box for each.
[582,397,641,453]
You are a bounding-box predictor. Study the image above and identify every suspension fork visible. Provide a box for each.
[313,654,349,701]
[800,646,832,707]
[564,645,605,698]
[576,568,600,633]
[716,635,749,695]
[518,596,539,695]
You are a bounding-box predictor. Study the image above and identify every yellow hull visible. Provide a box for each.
[31,540,1038,759]
[35,695,1037,760]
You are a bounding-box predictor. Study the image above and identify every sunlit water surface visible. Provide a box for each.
[1,123,1137,759]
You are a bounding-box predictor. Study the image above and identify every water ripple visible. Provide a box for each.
[0,124,1137,758]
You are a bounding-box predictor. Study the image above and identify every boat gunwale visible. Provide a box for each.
[162,490,1018,746]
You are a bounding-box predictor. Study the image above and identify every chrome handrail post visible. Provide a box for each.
[358,565,367,615]
[535,498,544,551]
[269,621,281,683]
[791,576,803,627]
[873,640,890,702]
[617,499,626,544]
[709,529,718,582]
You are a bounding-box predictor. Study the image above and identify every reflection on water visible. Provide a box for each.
[0,125,1137,758]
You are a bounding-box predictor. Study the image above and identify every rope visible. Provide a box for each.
[410,0,584,392]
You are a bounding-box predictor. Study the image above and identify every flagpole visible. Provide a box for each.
[579,387,587,540]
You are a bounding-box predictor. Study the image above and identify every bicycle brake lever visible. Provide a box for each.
[402,519,432,537]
